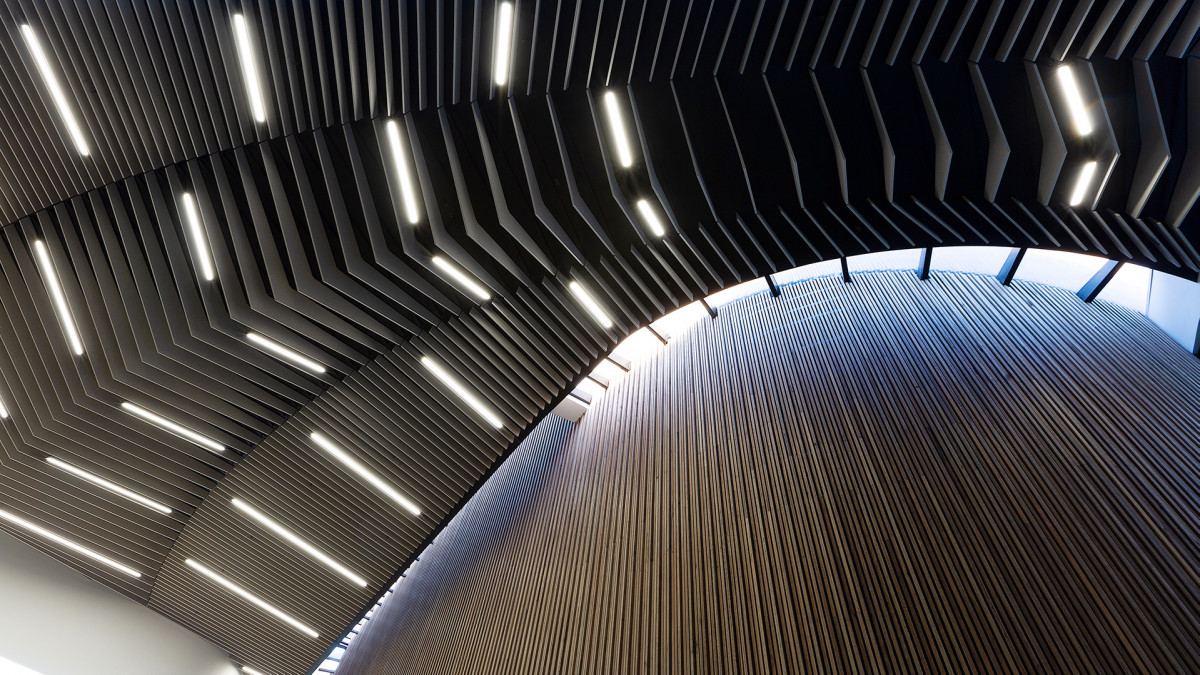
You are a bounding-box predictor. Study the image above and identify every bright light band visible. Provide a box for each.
[20,25,89,155]
[386,120,422,224]
[421,357,505,429]
[310,432,422,516]
[1069,160,1098,207]
[46,457,171,515]
[180,192,216,282]
[635,199,666,237]
[432,256,491,301]
[120,402,225,454]
[0,509,140,577]
[33,240,84,356]
[231,498,367,587]
[185,559,318,638]
[1055,65,1092,136]
[569,281,614,329]
[232,14,267,123]
[603,91,634,168]
[493,2,515,86]
[247,332,326,374]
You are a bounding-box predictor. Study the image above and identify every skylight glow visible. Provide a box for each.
[0,509,141,577]
[635,199,666,237]
[432,256,491,301]
[120,402,225,454]
[1055,65,1092,136]
[492,2,515,86]
[310,432,422,516]
[185,559,318,638]
[20,25,89,156]
[231,498,367,587]
[385,120,422,224]
[246,332,326,374]
[420,357,505,429]
[231,14,267,123]
[0,655,42,675]
[602,91,634,168]
[33,240,84,356]
[568,281,614,329]
[1069,160,1099,207]
[180,192,216,282]
[46,457,172,515]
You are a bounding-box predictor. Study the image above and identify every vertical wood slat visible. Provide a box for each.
[338,271,1200,675]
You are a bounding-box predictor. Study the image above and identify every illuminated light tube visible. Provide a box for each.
[1068,160,1099,207]
[46,457,172,515]
[231,498,367,587]
[492,1,515,86]
[602,91,635,168]
[0,398,8,419]
[432,256,491,301]
[120,402,225,454]
[635,199,666,237]
[310,432,422,516]
[20,25,89,156]
[0,508,141,577]
[185,559,318,638]
[385,120,422,224]
[246,332,326,374]
[232,14,267,123]
[568,280,614,329]
[33,240,84,356]
[420,357,505,429]
[180,192,216,282]
[240,668,266,675]
[1056,65,1093,137]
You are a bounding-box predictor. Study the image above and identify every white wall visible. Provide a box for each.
[1147,270,1200,353]
[0,529,238,675]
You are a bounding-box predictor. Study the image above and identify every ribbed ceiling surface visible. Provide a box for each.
[0,1,1195,673]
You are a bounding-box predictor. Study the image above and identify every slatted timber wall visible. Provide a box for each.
[338,270,1200,674]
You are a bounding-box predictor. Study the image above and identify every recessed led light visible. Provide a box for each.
[1055,65,1092,137]
[185,559,318,638]
[0,509,141,577]
[602,91,635,168]
[179,192,216,282]
[385,120,422,225]
[120,402,225,454]
[492,2,515,86]
[310,432,422,516]
[635,199,666,237]
[33,240,84,356]
[432,256,491,301]
[246,333,326,374]
[240,667,266,675]
[231,498,367,587]
[568,281,614,329]
[20,25,89,156]
[1069,160,1098,207]
[0,398,8,419]
[420,357,505,429]
[46,457,172,515]
[231,14,267,123]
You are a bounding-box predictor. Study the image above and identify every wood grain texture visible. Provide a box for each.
[338,270,1200,674]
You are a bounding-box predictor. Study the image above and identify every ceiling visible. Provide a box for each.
[0,1,1195,673]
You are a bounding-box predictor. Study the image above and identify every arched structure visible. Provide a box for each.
[0,3,1195,673]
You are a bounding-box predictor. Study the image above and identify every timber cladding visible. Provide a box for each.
[338,270,1200,674]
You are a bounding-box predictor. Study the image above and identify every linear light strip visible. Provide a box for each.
[232,14,267,123]
[33,240,84,356]
[1055,65,1092,136]
[120,402,225,454]
[180,192,216,282]
[1069,160,1099,207]
[310,432,422,516]
[231,498,367,587]
[385,120,422,224]
[568,281,614,329]
[0,509,140,577]
[185,559,318,638]
[0,398,8,419]
[46,457,172,515]
[493,2,515,86]
[240,667,266,675]
[432,256,491,301]
[246,332,326,374]
[420,357,505,429]
[20,25,89,156]
[602,91,634,168]
[635,199,666,237]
